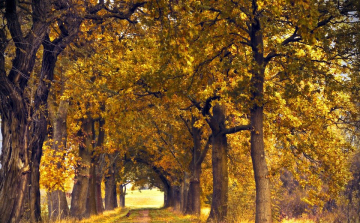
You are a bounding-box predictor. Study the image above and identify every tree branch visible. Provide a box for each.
[221,124,252,135]
[265,27,301,62]
[196,134,212,166]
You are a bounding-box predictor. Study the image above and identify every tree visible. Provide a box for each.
[139,1,356,222]
[0,1,146,221]
[0,1,81,221]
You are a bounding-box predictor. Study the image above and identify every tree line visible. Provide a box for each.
[1,0,360,223]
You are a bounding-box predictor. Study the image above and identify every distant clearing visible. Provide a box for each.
[125,189,164,209]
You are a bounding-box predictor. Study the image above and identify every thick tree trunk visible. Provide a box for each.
[0,112,30,223]
[96,171,104,214]
[86,162,98,216]
[186,169,201,215]
[0,2,49,220]
[105,162,118,210]
[94,119,105,214]
[181,172,190,213]
[28,117,46,222]
[173,186,181,211]
[48,190,69,221]
[208,103,228,222]
[119,184,126,207]
[186,119,202,216]
[164,185,174,208]
[70,118,93,219]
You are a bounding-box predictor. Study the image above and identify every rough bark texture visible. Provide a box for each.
[86,162,98,216]
[105,161,118,210]
[48,190,69,221]
[249,4,272,222]
[0,1,49,222]
[208,103,228,222]
[70,118,93,219]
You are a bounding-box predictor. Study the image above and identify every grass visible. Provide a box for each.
[81,207,134,223]
[125,189,164,209]
[78,189,201,222]
[280,220,315,223]
[149,208,200,223]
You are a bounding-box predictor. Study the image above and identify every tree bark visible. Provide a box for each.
[95,167,104,214]
[105,161,118,210]
[0,112,30,222]
[0,1,49,221]
[186,171,201,215]
[249,3,272,222]
[95,119,106,214]
[186,118,202,216]
[86,162,98,216]
[70,118,93,219]
[48,190,69,221]
[251,105,272,223]
[181,172,190,213]
[208,103,229,222]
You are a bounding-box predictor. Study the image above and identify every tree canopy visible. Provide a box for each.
[1,0,360,222]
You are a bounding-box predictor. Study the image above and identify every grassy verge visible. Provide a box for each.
[81,207,134,223]
[149,208,200,223]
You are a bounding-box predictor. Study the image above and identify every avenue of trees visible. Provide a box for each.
[0,0,360,222]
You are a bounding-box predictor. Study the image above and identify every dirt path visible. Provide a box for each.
[135,209,151,223]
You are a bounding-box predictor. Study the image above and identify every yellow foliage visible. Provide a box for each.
[40,139,79,192]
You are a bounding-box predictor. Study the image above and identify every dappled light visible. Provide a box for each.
[1,0,360,223]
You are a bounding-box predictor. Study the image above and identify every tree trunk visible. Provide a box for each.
[173,186,181,211]
[208,103,228,222]
[86,162,98,216]
[48,190,69,221]
[105,162,118,210]
[251,105,272,223]
[70,118,93,219]
[95,169,104,214]
[0,112,30,222]
[0,2,49,220]
[181,172,190,213]
[119,184,126,207]
[249,8,272,222]
[94,119,105,214]
[164,185,174,208]
[186,118,202,216]
[48,96,70,220]
[186,169,201,215]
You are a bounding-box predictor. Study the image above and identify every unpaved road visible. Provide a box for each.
[135,209,151,223]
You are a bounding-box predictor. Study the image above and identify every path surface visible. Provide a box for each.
[135,209,151,223]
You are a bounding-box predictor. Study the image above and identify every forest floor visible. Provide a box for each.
[80,207,200,223]
[42,189,318,222]
[78,189,202,222]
